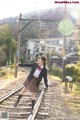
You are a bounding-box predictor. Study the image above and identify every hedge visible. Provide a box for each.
[51,67,62,78]
[65,63,80,82]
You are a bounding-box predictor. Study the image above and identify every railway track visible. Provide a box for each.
[0,67,51,120]
[0,67,28,98]
[0,81,51,120]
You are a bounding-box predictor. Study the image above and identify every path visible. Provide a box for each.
[48,77,80,120]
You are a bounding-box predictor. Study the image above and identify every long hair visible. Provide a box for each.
[41,55,47,67]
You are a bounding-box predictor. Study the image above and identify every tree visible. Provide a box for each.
[0,24,16,65]
[72,23,80,51]
[0,46,6,66]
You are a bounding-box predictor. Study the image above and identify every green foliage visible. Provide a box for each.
[65,63,80,82]
[0,65,15,77]
[0,46,6,65]
[76,76,80,82]
[75,82,80,92]
[0,68,7,77]
[0,70,6,77]
[10,64,15,69]
[29,59,35,63]
[20,56,26,63]
[65,64,78,77]
[0,24,16,65]
[51,67,62,78]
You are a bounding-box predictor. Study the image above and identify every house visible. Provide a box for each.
[26,38,64,61]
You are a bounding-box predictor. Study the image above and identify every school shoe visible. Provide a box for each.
[30,100,35,114]
[14,94,23,107]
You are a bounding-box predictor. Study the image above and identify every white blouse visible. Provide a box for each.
[33,66,44,78]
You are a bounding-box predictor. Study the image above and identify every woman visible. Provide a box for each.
[14,55,48,112]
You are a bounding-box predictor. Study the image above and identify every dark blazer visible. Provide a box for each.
[18,63,48,87]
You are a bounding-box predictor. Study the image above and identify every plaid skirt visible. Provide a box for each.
[23,77,39,93]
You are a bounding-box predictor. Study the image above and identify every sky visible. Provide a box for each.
[0,0,80,20]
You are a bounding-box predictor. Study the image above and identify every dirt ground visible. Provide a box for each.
[48,76,80,120]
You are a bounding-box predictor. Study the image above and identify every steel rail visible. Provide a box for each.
[0,66,46,120]
[0,67,30,103]
[28,89,44,120]
[0,85,23,103]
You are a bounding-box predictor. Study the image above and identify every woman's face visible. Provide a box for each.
[37,57,44,65]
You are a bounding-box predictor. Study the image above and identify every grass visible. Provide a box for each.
[74,82,80,94]
[49,74,80,114]
[49,75,80,94]
[49,75,61,81]
[63,81,80,114]
[0,67,24,81]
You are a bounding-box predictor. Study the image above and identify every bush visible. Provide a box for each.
[65,64,78,76]
[77,76,80,82]
[51,67,62,78]
[20,56,26,63]
[10,63,15,69]
[0,66,14,77]
[65,64,79,81]
[0,69,6,77]
[76,62,80,76]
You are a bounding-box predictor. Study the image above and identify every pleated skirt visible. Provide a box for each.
[23,77,39,93]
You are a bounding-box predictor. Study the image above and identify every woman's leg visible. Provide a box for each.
[14,86,27,107]
[31,92,36,110]
[20,86,27,94]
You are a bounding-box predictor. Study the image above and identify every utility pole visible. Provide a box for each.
[15,13,22,78]
[64,1,67,53]
[62,2,69,89]
[62,2,67,82]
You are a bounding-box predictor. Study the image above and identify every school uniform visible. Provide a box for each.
[18,63,48,93]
